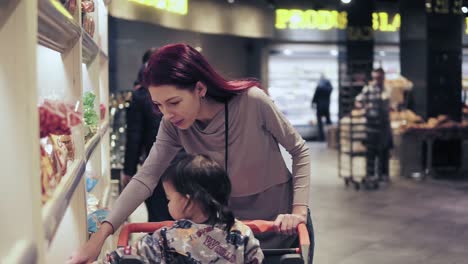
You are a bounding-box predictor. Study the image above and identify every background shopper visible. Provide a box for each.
[122,47,172,222]
[355,68,393,181]
[311,74,333,141]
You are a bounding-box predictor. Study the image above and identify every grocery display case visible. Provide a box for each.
[0,0,114,263]
[268,44,340,139]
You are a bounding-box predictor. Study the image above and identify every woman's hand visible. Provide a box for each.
[67,222,114,264]
[273,205,308,236]
[66,241,101,264]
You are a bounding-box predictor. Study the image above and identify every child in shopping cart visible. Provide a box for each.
[106,154,264,264]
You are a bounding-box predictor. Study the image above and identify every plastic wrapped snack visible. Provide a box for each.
[85,169,99,192]
[40,143,57,204]
[49,134,69,177]
[87,193,100,214]
[87,208,109,233]
[83,91,99,141]
[38,101,70,137]
[83,92,99,126]
[82,13,95,37]
[81,0,95,13]
[86,178,99,193]
[100,103,106,120]
[59,134,75,161]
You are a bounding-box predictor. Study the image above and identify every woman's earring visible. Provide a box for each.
[201,95,205,100]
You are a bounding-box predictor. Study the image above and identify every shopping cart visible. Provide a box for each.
[113,220,313,264]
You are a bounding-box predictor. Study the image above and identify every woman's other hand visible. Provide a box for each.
[66,241,101,264]
[273,205,307,236]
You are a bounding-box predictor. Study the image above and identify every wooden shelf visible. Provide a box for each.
[0,0,21,29]
[104,180,120,209]
[82,31,99,64]
[100,49,109,62]
[99,121,109,137]
[38,0,81,53]
[2,0,110,261]
[84,123,109,162]
[42,159,86,243]
[2,240,37,263]
[85,132,100,161]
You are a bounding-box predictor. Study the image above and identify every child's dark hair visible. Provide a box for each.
[162,154,235,231]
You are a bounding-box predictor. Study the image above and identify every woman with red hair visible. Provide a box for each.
[69,43,311,263]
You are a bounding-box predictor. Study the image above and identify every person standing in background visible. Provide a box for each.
[133,48,157,90]
[122,47,172,222]
[355,68,393,181]
[312,74,333,141]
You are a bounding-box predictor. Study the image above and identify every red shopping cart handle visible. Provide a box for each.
[242,220,310,257]
[117,220,310,262]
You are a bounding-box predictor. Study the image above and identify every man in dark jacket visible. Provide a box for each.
[122,48,172,222]
[312,74,333,141]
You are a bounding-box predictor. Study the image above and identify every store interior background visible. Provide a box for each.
[106,3,468,261]
[2,0,468,263]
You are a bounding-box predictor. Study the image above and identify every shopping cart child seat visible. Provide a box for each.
[111,220,312,264]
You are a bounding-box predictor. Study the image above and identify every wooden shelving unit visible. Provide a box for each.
[0,0,112,263]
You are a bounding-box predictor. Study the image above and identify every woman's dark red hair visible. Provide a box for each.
[144,43,260,102]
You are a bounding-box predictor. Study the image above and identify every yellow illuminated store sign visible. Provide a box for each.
[276,9,347,30]
[129,0,188,15]
[372,12,400,32]
[276,9,401,32]
[466,17,468,34]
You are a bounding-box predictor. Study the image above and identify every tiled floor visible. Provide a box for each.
[130,142,468,263]
[306,142,468,264]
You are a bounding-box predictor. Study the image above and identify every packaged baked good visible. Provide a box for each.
[40,138,59,204]
[49,134,69,177]
[81,0,95,13]
[83,13,95,37]
[40,144,55,204]
[60,134,75,161]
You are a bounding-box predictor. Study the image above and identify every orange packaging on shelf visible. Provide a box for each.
[40,139,58,204]
[83,13,95,37]
[49,134,69,178]
[60,134,75,161]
